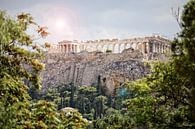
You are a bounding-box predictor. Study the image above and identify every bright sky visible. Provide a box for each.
[0,0,187,43]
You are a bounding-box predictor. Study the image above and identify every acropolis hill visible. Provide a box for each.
[43,35,171,94]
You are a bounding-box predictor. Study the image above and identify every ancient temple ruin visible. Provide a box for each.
[43,35,171,91]
[48,35,171,57]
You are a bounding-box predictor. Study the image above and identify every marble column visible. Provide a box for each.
[60,45,62,53]
[163,45,165,53]
[142,42,146,53]
[162,45,164,53]
[70,44,73,52]
[73,45,76,52]
[75,45,77,52]
[101,45,104,52]
[146,42,149,53]
[149,43,151,53]
[124,43,127,49]
[69,44,71,52]
[68,44,71,52]
[159,44,161,53]
[118,44,121,53]
[65,45,66,53]
[158,44,160,53]
[64,45,66,53]
[156,43,158,52]
[96,45,99,51]
[62,45,64,53]
[153,43,155,52]
[61,45,62,53]
[168,46,171,53]
[77,45,78,52]
[106,44,109,51]
[112,44,115,53]
[136,43,139,50]
[67,45,69,53]
[130,43,132,49]
[156,43,158,53]
[72,45,74,52]
[72,44,74,52]
[58,45,60,53]
[83,45,85,51]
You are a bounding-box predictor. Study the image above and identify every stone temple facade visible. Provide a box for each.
[48,35,171,58]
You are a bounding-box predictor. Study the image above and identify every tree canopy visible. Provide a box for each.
[0,10,47,128]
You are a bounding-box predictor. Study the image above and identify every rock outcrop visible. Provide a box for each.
[41,49,150,94]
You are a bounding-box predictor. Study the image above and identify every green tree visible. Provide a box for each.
[124,0,195,128]
[93,108,131,129]
[172,0,195,125]
[59,107,89,129]
[31,100,61,129]
[0,10,48,128]
[69,82,76,107]
[94,95,107,119]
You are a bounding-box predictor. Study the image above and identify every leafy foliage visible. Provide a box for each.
[93,109,131,129]
[59,107,89,129]
[0,10,47,128]
[173,0,195,125]
[31,100,61,129]
[0,10,88,129]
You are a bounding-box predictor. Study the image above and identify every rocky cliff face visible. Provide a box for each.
[41,49,150,94]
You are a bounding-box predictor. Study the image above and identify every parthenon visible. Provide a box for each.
[48,35,171,56]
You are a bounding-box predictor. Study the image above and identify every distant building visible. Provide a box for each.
[48,35,171,56]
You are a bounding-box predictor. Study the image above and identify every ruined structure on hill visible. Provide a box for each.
[48,35,171,60]
[43,35,171,94]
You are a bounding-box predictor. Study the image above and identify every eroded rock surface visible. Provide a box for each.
[41,49,150,94]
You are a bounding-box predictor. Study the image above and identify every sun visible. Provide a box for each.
[55,18,66,29]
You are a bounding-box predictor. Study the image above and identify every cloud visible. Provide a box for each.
[1,0,187,43]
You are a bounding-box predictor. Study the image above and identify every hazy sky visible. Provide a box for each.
[0,0,187,43]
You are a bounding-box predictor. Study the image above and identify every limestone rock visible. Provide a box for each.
[41,49,149,94]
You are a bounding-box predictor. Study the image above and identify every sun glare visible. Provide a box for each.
[55,19,66,29]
